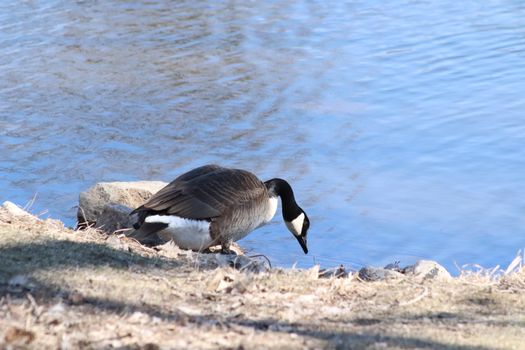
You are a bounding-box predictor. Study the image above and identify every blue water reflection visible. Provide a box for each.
[1,0,525,272]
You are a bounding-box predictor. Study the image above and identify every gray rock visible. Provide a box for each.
[403,260,452,281]
[77,181,167,227]
[8,275,36,292]
[206,253,269,273]
[95,203,134,234]
[319,265,349,278]
[358,266,404,282]
[384,261,402,272]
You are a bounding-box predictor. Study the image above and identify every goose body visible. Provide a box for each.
[130,164,309,254]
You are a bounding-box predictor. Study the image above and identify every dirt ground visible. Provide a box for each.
[1,210,525,349]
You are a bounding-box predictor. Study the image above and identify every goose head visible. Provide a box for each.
[265,178,310,254]
[285,210,309,254]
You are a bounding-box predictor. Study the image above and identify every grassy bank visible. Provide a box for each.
[1,211,525,349]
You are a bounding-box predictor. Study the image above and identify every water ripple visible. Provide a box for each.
[1,0,525,270]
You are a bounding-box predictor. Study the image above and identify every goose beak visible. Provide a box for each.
[295,235,308,254]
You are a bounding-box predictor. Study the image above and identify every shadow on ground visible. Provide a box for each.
[0,239,180,277]
[0,233,520,349]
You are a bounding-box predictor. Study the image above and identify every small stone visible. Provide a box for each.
[319,265,348,278]
[210,254,267,273]
[403,260,452,281]
[384,261,402,272]
[358,267,404,282]
[8,275,36,292]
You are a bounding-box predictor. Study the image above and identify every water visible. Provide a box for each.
[2,0,525,272]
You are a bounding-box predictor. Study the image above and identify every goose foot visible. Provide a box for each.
[220,242,237,255]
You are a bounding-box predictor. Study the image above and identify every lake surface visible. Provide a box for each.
[2,0,525,272]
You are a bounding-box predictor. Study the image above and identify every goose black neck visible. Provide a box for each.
[264,178,302,221]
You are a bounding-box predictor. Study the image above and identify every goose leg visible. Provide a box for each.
[220,240,237,255]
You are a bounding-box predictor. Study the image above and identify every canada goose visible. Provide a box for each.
[130,164,309,254]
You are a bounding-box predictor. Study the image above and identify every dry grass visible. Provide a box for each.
[1,213,525,349]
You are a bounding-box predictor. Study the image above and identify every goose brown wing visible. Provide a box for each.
[172,164,223,182]
[135,166,266,220]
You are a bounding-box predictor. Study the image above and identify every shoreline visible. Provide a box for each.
[1,201,525,349]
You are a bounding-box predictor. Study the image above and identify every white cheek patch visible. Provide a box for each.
[285,213,305,236]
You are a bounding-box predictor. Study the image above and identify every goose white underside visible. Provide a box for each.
[145,215,213,250]
[264,196,278,224]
